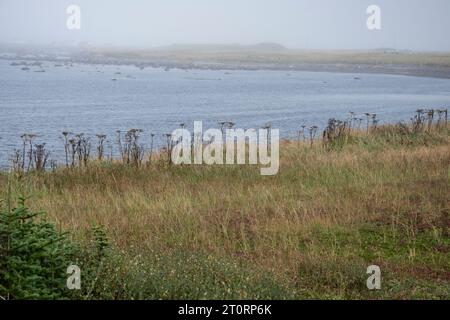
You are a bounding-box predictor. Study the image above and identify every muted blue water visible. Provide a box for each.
[1,59,450,167]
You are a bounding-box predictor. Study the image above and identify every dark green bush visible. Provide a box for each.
[0,197,76,300]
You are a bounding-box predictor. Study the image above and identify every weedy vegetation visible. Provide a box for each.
[0,109,449,299]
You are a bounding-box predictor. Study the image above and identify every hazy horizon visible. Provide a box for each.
[1,0,450,52]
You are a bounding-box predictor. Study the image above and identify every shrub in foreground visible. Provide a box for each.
[0,197,76,299]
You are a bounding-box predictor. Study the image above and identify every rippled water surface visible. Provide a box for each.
[1,59,450,167]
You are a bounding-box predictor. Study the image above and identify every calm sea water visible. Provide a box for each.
[1,59,450,167]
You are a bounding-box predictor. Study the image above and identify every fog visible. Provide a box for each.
[0,0,449,51]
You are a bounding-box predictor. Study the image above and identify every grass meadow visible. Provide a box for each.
[1,117,449,299]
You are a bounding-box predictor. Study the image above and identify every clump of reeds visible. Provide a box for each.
[322,118,350,148]
[164,133,173,165]
[11,133,51,172]
[219,121,235,135]
[363,113,378,133]
[73,134,91,167]
[308,126,318,146]
[33,143,50,171]
[116,129,145,167]
[148,133,155,163]
[412,108,448,133]
[96,134,107,161]
[60,132,92,168]
[61,131,71,167]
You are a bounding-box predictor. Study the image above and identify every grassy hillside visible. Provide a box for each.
[94,47,450,67]
[1,123,449,299]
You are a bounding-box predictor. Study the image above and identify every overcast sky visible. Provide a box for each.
[0,0,449,51]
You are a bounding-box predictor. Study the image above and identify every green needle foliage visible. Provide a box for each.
[0,196,76,300]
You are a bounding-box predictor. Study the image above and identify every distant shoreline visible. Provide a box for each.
[83,48,450,79]
[2,56,450,80]
[2,48,450,79]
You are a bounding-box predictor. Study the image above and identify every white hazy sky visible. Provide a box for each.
[0,0,449,51]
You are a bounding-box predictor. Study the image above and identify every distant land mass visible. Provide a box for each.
[1,42,450,79]
[156,42,288,52]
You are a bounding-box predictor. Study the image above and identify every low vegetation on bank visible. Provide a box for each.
[1,110,449,299]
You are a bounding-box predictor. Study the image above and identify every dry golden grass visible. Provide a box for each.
[1,126,449,299]
[97,48,450,68]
